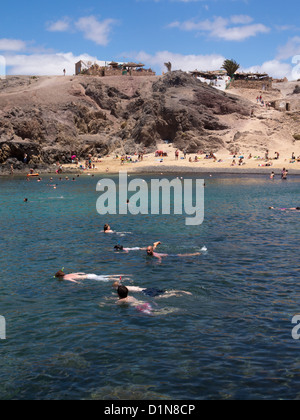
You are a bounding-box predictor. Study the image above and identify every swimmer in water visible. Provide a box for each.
[113,281,192,298]
[54,270,123,284]
[269,207,300,211]
[116,285,144,306]
[104,224,114,233]
[146,242,202,261]
[116,285,153,315]
[114,245,145,253]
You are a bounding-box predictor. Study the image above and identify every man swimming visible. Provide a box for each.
[114,242,161,253]
[146,242,202,260]
[113,280,192,298]
[116,285,153,315]
[54,270,124,284]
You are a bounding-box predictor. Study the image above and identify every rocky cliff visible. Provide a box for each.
[0,71,265,172]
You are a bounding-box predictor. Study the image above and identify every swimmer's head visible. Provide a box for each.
[146,246,154,256]
[104,224,111,232]
[55,270,65,278]
[117,285,128,299]
[114,245,124,251]
[296,207,300,210]
[113,281,121,289]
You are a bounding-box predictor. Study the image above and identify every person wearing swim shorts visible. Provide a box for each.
[113,281,192,298]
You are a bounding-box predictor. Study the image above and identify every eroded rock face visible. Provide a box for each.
[0,71,252,165]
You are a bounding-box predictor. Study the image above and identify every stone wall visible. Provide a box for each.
[231,79,272,91]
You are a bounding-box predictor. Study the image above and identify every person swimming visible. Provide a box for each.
[114,245,143,253]
[54,270,124,284]
[113,280,192,299]
[104,224,114,233]
[269,207,300,211]
[146,242,202,260]
[116,285,153,315]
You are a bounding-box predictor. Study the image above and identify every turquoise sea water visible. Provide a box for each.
[0,173,299,400]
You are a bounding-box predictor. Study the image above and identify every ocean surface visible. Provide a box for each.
[0,172,299,400]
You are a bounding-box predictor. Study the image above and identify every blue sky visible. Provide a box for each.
[0,0,300,79]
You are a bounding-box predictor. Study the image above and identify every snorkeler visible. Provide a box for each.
[54,270,124,284]
[114,245,145,253]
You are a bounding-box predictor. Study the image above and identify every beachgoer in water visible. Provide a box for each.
[104,224,114,233]
[281,168,288,180]
[116,285,153,315]
[269,207,300,211]
[113,281,192,298]
[270,171,275,180]
[114,245,142,253]
[54,270,122,284]
[146,242,202,261]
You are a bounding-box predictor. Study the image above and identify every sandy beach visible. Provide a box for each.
[62,142,300,175]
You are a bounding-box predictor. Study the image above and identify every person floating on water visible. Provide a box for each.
[54,270,124,284]
[146,242,202,261]
[269,207,300,211]
[113,280,192,299]
[114,245,142,253]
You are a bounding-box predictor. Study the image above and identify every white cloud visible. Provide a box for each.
[46,15,118,46]
[276,36,300,60]
[242,60,293,80]
[47,18,71,32]
[75,16,118,46]
[0,39,27,52]
[5,52,98,76]
[168,15,270,41]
